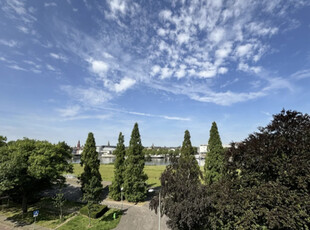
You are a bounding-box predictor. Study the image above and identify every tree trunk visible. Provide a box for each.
[60,207,63,221]
[22,192,28,215]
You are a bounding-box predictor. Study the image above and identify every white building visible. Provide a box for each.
[198,144,208,154]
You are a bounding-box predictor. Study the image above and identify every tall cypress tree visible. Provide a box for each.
[123,123,148,202]
[109,132,126,201]
[179,130,201,182]
[204,122,224,185]
[80,132,102,197]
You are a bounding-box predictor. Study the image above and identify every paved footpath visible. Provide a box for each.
[102,200,169,230]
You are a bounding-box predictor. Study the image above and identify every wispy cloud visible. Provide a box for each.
[50,53,68,62]
[291,69,310,80]
[0,39,18,47]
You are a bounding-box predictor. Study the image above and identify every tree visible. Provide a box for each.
[211,110,310,229]
[83,176,103,227]
[80,132,102,196]
[150,130,204,230]
[204,122,224,185]
[0,136,6,147]
[0,139,72,214]
[109,132,126,201]
[123,123,148,202]
[53,192,65,221]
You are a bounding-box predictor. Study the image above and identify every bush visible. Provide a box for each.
[79,204,108,219]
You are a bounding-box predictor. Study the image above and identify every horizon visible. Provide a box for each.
[1,0,310,147]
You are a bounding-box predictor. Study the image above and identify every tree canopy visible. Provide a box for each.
[80,132,102,197]
[123,123,148,202]
[109,132,126,201]
[150,130,203,230]
[204,121,224,185]
[0,138,72,213]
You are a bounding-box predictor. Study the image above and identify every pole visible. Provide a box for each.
[158,191,161,230]
[121,191,123,211]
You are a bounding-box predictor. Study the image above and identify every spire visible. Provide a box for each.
[77,140,80,149]
[108,141,110,146]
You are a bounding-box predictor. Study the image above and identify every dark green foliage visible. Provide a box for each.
[0,136,6,147]
[123,123,148,202]
[80,132,102,195]
[204,121,224,185]
[179,130,201,183]
[109,132,126,201]
[212,110,310,229]
[80,204,108,219]
[150,130,204,230]
[0,139,73,213]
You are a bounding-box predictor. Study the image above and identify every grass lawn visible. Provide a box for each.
[0,198,83,229]
[0,199,122,230]
[73,164,166,187]
[58,209,122,230]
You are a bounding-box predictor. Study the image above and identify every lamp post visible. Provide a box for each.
[121,187,124,211]
[148,189,161,230]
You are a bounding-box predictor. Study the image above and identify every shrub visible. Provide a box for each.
[80,204,108,219]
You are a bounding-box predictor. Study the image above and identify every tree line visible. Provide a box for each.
[150,110,310,229]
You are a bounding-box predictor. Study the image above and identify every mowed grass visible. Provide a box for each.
[73,164,166,187]
[0,198,83,229]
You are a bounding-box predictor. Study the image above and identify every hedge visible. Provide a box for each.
[80,204,108,219]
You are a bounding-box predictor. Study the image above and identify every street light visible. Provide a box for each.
[148,188,161,230]
[121,187,124,211]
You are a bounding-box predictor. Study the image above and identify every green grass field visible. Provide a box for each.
[72,164,166,187]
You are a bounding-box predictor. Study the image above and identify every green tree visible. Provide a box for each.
[210,110,310,229]
[150,130,204,230]
[53,192,65,221]
[80,132,102,196]
[109,132,126,201]
[0,136,6,147]
[204,122,224,185]
[83,176,103,226]
[0,139,72,214]
[123,123,148,202]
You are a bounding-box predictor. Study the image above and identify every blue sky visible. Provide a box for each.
[1,0,310,147]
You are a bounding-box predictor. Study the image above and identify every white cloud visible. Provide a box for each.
[44,2,57,7]
[50,53,68,62]
[160,67,173,79]
[218,67,228,74]
[88,59,109,75]
[109,0,126,15]
[61,85,112,106]
[159,10,172,20]
[114,77,136,93]
[8,64,26,71]
[209,27,225,43]
[236,44,253,57]
[57,105,80,117]
[238,62,261,74]
[176,68,186,78]
[291,69,310,79]
[177,33,190,44]
[17,26,29,33]
[151,65,161,75]
[198,69,217,78]
[0,39,18,47]
[46,64,56,71]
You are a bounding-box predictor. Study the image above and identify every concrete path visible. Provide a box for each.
[108,202,169,230]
